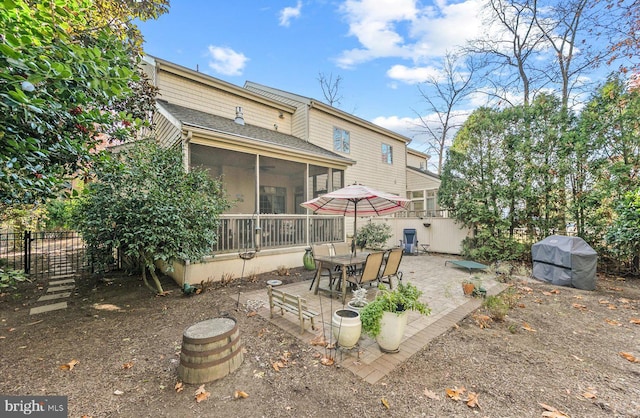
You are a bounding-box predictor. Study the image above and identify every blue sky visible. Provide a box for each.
[137,0,619,156]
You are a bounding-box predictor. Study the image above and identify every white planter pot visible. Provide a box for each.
[332,309,361,349]
[376,310,409,353]
[346,300,367,313]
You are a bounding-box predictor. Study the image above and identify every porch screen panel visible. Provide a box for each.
[331,169,344,191]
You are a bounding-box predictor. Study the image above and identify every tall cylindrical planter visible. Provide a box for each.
[376,310,408,353]
[332,309,361,349]
[303,247,315,270]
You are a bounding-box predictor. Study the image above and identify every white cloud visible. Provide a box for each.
[373,109,472,147]
[409,0,484,59]
[336,0,419,68]
[386,64,444,84]
[336,0,484,69]
[279,1,302,27]
[372,115,419,139]
[207,46,248,76]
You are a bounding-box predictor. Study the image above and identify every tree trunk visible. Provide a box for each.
[140,253,164,294]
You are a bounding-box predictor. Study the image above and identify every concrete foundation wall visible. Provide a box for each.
[164,246,307,286]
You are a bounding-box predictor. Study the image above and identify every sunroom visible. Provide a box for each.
[154,101,354,282]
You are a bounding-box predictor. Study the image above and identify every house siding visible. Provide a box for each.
[156,72,293,135]
[141,59,156,87]
[407,150,429,170]
[153,111,182,149]
[407,169,440,191]
[307,107,407,196]
[244,83,309,140]
[291,106,308,140]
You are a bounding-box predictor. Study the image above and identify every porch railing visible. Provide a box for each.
[396,209,450,218]
[213,214,344,254]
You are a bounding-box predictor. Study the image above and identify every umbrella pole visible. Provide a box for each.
[351,205,357,256]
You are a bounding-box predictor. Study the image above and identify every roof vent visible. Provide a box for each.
[234,106,245,125]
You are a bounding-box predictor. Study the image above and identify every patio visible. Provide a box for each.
[239,253,507,384]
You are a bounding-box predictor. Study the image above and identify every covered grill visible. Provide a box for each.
[531,235,598,290]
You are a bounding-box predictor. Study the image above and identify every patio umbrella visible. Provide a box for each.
[300,183,410,254]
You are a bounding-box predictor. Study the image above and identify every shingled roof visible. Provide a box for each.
[157,100,353,164]
[407,165,440,179]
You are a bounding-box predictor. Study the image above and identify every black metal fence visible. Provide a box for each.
[0,231,88,278]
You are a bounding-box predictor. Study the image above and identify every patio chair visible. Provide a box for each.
[346,251,385,290]
[378,247,404,289]
[400,228,419,255]
[332,242,351,256]
[308,244,336,290]
[331,242,357,275]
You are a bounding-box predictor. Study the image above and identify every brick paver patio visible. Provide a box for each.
[239,253,506,384]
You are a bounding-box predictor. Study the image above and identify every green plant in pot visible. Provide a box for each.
[347,287,368,312]
[359,282,431,353]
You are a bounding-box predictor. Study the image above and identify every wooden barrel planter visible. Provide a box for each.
[177,317,244,384]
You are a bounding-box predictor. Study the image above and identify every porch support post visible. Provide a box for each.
[255,154,261,250]
[305,163,310,246]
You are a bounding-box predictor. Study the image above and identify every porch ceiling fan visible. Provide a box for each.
[258,165,275,171]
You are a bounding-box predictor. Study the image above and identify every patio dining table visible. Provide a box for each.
[313,253,369,303]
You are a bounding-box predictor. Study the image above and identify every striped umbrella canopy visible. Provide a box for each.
[300,184,410,254]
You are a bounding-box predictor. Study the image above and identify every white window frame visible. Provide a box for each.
[333,127,350,153]
[382,143,393,164]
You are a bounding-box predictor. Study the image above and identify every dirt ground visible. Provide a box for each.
[1,265,639,418]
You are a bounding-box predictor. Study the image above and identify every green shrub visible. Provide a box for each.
[74,141,230,293]
[462,233,527,263]
[483,295,509,321]
[42,196,82,231]
[499,287,520,308]
[0,268,28,290]
[355,222,392,250]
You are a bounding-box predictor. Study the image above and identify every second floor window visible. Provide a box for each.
[333,127,350,153]
[382,143,393,164]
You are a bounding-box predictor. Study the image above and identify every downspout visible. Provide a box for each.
[182,129,192,172]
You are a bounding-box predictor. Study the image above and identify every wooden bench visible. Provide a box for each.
[267,286,319,334]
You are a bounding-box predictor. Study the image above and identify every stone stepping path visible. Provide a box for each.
[29,275,76,315]
[30,302,68,315]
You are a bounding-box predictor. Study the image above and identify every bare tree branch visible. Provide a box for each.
[317,72,343,107]
[412,52,478,174]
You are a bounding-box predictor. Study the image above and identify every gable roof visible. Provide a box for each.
[157,100,354,164]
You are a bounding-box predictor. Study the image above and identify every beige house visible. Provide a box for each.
[405,148,443,217]
[142,56,446,284]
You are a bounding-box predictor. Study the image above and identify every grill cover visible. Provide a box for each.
[531,235,597,290]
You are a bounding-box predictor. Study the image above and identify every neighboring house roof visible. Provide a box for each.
[157,100,354,164]
[245,81,412,145]
[407,147,430,159]
[407,165,440,180]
